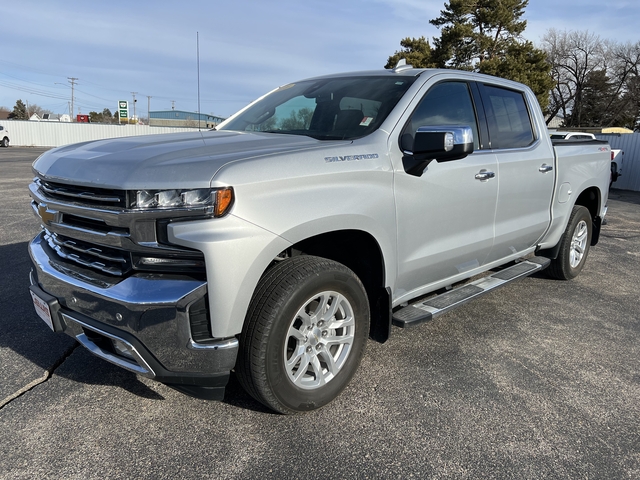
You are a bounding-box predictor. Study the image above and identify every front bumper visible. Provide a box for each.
[29,232,238,399]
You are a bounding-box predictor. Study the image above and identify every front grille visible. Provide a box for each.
[32,178,207,279]
[37,179,128,208]
[44,230,132,276]
[61,212,129,236]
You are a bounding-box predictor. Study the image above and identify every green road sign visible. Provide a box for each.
[118,100,128,119]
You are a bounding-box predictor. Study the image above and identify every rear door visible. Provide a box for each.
[478,83,555,264]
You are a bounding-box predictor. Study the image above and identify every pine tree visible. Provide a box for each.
[11,99,28,120]
[383,0,555,109]
[430,0,529,69]
[385,37,437,69]
[478,41,555,111]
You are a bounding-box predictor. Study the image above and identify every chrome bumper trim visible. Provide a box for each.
[187,337,239,351]
[30,232,205,305]
[29,233,239,375]
[63,313,156,377]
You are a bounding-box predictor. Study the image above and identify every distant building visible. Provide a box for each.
[546,115,564,129]
[149,110,225,129]
[28,113,71,122]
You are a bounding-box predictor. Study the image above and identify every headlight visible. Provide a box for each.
[131,187,234,217]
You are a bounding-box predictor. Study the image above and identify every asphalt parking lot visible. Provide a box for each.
[1,146,639,479]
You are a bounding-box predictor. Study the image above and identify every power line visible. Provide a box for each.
[0,80,69,100]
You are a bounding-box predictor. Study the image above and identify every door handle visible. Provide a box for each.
[539,164,553,173]
[475,170,495,181]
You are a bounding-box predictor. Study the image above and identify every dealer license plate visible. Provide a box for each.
[30,290,54,331]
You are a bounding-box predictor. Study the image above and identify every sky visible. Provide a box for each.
[2,0,639,119]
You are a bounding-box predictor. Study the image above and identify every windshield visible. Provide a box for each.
[218,76,416,140]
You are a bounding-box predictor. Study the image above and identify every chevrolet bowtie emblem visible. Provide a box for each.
[37,203,58,225]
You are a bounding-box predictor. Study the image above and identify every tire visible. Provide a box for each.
[1,137,8,147]
[236,256,370,414]
[548,205,592,280]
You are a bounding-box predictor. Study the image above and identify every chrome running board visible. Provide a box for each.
[392,256,551,328]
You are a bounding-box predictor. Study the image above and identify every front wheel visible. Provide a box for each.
[548,205,592,280]
[236,256,370,414]
[1,137,8,147]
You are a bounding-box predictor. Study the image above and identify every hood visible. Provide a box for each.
[33,130,342,190]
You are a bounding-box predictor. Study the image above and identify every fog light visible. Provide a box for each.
[112,338,136,361]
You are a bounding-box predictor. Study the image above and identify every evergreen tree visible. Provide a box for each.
[579,70,614,127]
[11,99,28,120]
[430,0,529,69]
[385,0,554,108]
[89,111,103,123]
[478,41,555,111]
[385,37,437,69]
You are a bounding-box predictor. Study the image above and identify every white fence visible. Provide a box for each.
[2,120,638,192]
[0,120,199,148]
[595,133,640,192]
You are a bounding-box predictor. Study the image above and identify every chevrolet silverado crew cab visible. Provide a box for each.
[28,66,611,413]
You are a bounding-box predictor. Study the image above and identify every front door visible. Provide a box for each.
[391,80,498,302]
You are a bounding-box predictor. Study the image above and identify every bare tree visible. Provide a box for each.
[542,29,605,126]
[26,103,53,119]
[606,41,640,128]
[543,29,640,128]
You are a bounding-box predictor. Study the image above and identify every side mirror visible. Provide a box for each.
[403,125,474,176]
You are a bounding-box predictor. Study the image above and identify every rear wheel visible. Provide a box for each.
[1,137,8,147]
[548,205,592,280]
[236,256,370,414]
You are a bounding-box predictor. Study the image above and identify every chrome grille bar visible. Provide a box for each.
[49,235,128,264]
[44,231,130,276]
[37,178,126,206]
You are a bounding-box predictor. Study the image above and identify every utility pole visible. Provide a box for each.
[68,77,78,121]
[131,92,138,122]
[147,96,152,125]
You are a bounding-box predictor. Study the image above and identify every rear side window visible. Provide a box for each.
[482,85,534,149]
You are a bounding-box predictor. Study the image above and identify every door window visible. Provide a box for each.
[402,81,480,150]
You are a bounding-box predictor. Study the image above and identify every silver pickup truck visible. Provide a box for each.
[28,66,611,413]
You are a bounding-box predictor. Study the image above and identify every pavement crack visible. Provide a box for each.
[0,342,78,409]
